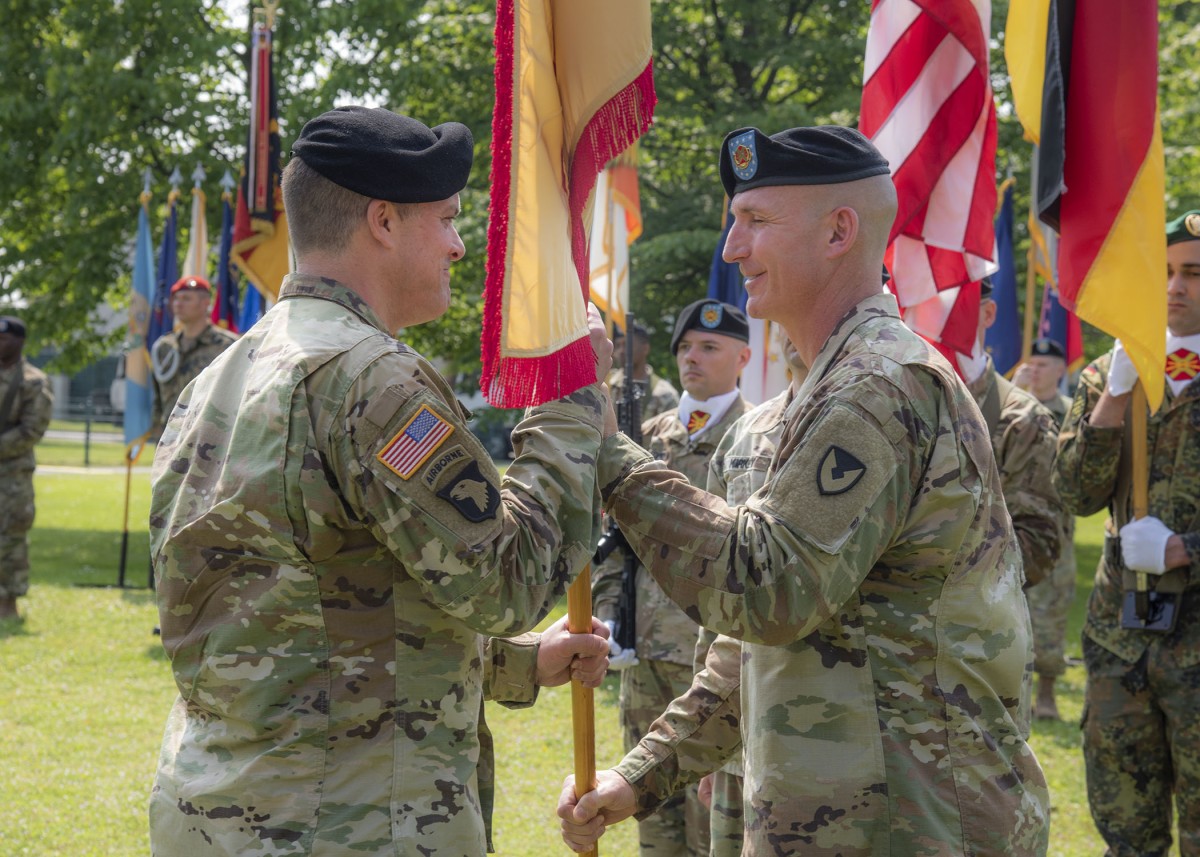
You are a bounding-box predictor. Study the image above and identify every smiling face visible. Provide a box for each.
[1167,239,1200,336]
[674,329,750,400]
[389,194,466,329]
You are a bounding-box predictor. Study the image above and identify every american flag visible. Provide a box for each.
[377,406,454,480]
[861,0,997,356]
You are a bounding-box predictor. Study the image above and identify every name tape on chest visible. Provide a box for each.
[377,404,455,480]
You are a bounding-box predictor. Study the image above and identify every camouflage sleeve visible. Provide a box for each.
[590,549,624,623]
[995,405,1064,587]
[483,633,541,709]
[337,373,606,638]
[1053,357,1123,517]
[614,632,743,817]
[598,387,910,646]
[0,373,53,459]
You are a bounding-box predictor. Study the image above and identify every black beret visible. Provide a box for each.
[291,106,474,203]
[0,316,26,337]
[720,125,891,198]
[1167,210,1200,246]
[670,299,749,354]
[1030,338,1066,360]
[979,277,994,298]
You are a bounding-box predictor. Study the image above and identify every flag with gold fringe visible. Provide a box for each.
[482,0,656,407]
[232,1,289,306]
[1007,0,1166,408]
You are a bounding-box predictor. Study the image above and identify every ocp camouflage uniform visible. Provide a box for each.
[0,358,52,601]
[593,398,749,857]
[697,387,791,857]
[1054,351,1200,856]
[150,321,238,431]
[1026,391,1076,678]
[965,360,1065,588]
[607,368,681,424]
[149,273,604,856]
[599,293,1049,856]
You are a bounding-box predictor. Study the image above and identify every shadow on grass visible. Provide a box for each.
[30,526,152,590]
[0,617,35,640]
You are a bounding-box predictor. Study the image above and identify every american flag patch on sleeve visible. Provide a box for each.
[377,404,455,480]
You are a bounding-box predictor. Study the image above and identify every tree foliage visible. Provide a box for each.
[0,0,1196,377]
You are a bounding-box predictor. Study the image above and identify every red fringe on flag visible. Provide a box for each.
[481,0,656,408]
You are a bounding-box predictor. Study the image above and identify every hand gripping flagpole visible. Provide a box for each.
[567,567,599,857]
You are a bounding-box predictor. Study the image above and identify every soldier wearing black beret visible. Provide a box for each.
[148,106,616,854]
[563,125,1050,855]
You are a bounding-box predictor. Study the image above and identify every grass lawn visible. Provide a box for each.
[0,449,1166,855]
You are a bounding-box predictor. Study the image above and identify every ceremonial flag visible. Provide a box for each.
[1007,0,1166,408]
[238,279,264,332]
[148,186,181,348]
[232,5,290,306]
[124,195,155,448]
[706,208,787,404]
[861,0,998,356]
[482,0,656,407]
[181,177,208,279]
[1030,213,1084,373]
[589,147,643,333]
[985,179,1021,375]
[212,183,240,332]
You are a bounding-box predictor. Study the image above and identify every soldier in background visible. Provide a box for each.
[1054,210,1200,855]
[149,106,613,855]
[149,275,238,434]
[1014,337,1077,720]
[593,297,751,857]
[0,316,53,621]
[561,125,1048,856]
[694,329,807,857]
[608,320,680,424]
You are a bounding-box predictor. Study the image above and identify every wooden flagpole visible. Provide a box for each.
[1130,382,1150,616]
[567,568,598,857]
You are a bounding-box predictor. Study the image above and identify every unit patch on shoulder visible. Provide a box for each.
[422,444,470,489]
[437,460,500,522]
[817,445,866,496]
[377,404,454,480]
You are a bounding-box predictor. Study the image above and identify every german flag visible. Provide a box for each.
[1006,0,1166,408]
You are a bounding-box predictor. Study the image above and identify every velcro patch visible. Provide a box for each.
[377,404,454,479]
[422,444,470,490]
[436,460,500,522]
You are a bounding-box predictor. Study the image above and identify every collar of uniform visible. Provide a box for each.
[743,388,793,435]
[796,291,900,403]
[964,353,998,404]
[277,273,391,333]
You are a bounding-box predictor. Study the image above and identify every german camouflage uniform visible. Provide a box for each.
[1026,391,1076,678]
[593,398,748,857]
[697,388,791,857]
[1055,352,1200,856]
[150,321,238,431]
[965,361,1065,588]
[599,293,1049,857]
[0,359,52,600]
[149,274,604,856]
[607,368,681,424]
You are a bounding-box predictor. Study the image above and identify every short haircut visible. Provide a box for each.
[282,157,417,255]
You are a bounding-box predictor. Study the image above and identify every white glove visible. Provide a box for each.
[1120,516,1174,574]
[602,619,639,669]
[1106,339,1139,397]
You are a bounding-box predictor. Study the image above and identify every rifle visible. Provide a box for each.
[602,313,644,652]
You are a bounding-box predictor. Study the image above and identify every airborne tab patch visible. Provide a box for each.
[437,460,500,522]
[377,404,454,480]
[817,445,866,496]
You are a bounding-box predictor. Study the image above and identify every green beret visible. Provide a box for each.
[291,106,474,203]
[0,316,26,337]
[720,125,891,198]
[1166,210,1200,246]
[670,300,749,354]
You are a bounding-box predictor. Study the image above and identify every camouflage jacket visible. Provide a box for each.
[966,362,1065,586]
[0,358,53,475]
[150,322,238,431]
[592,396,750,664]
[599,293,1048,856]
[1054,352,1200,666]
[606,368,681,424]
[149,274,605,856]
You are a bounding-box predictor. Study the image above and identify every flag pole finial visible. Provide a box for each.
[256,0,281,30]
[140,167,153,209]
[192,163,207,190]
[220,169,236,201]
